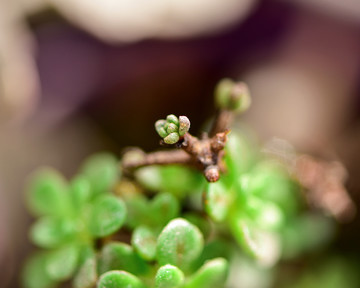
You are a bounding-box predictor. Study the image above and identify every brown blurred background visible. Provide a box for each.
[1,0,360,287]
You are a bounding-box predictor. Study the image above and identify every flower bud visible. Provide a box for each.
[166,123,178,134]
[155,120,168,138]
[178,116,190,136]
[166,114,179,125]
[164,133,180,144]
[215,79,251,113]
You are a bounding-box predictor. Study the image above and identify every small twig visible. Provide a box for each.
[209,109,234,137]
[122,130,230,182]
[122,149,192,171]
[295,155,356,222]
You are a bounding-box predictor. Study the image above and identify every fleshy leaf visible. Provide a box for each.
[157,218,204,271]
[98,242,149,275]
[26,168,69,217]
[30,217,76,248]
[229,216,281,266]
[205,181,232,222]
[81,153,118,196]
[22,253,57,288]
[224,132,257,177]
[97,271,145,288]
[155,265,185,288]
[184,258,229,288]
[46,244,80,281]
[246,196,284,230]
[88,195,126,237]
[229,216,260,258]
[151,193,180,227]
[183,213,212,241]
[245,162,300,215]
[73,249,97,288]
[191,240,232,271]
[136,166,204,198]
[132,226,157,261]
[123,194,150,229]
[71,175,92,208]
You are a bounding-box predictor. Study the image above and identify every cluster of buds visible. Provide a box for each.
[155,114,190,144]
[215,79,251,113]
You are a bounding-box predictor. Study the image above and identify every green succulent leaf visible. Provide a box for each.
[224,132,257,177]
[183,213,212,241]
[205,180,232,222]
[88,195,127,237]
[229,216,260,258]
[46,244,80,281]
[98,242,149,275]
[136,165,204,198]
[191,240,232,271]
[151,193,180,227]
[132,226,157,261]
[155,265,185,288]
[184,258,229,288]
[73,249,97,288]
[282,214,334,259]
[123,194,150,229]
[22,253,57,288]
[243,162,300,215]
[71,175,92,208]
[229,216,281,266]
[30,217,77,248]
[81,153,118,196]
[246,196,284,230]
[97,271,145,288]
[157,218,204,271]
[26,168,69,217]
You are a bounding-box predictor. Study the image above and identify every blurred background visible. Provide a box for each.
[1,0,360,287]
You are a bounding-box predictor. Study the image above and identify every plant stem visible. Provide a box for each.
[209,109,234,137]
[295,155,356,222]
[123,149,192,170]
[122,130,229,182]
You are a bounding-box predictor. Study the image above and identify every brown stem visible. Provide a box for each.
[122,130,229,182]
[122,149,192,171]
[209,109,234,137]
[294,155,356,222]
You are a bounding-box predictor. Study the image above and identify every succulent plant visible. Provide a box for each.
[23,78,346,288]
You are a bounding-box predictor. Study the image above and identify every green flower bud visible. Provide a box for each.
[155,120,168,138]
[215,79,251,113]
[164,133,180,144]
[166,114,179,125]
[179,116,190,136]
[215,79,233,110]
[155,119,166,130]
[158,127,168,138]
[230,82,251,113]
[166,123,178,134]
